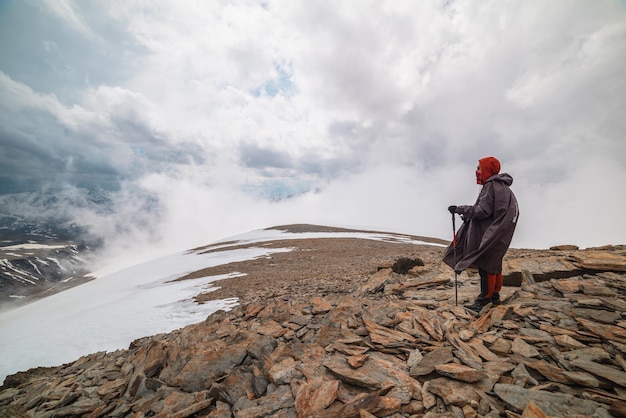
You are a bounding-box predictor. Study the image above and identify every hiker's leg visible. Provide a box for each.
[478,268,489,300]
[486,273,497,299]
[489,273,503,304]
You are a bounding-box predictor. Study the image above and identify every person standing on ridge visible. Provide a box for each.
[443,156,519,312]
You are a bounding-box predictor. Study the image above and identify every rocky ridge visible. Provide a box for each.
[1,225,626,417]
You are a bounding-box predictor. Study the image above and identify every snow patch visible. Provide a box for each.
[46,257,65,271]
[1,243,67,250]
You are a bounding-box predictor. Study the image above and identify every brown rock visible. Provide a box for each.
[253,320,287,338]
[494,383,607,416]
[511,363,538,387]
[582,389,626,417]
[363,317,416,348]
[426,377,481,406]
[448,335,484,368]
[410,347,454,377]
[311,297,333,314]
[463,404,478,418]
[218,369,262,404]
[467,338,501,362]
[489,338,512,355]
[483,361,516,377]
[470,311,493,334]
[519,327,555,344]
[157,391,210,418]
[294,380,340,417]
[522,358,574,385]
[490,304,512,325]
[269,357,302,384]
[571,358,626,387]
[347,353,369,368]
[166,343,249,392]
[562,370,600,388]
[572,251,626,271]
[411,307,444,341]
[453,347,483,371]
[406,348,423,370]
[421,381,437,409]
[48,398,103,417]
[325,352,420,403]
[551,278,582,294]
[511,338,540,358]
[206,401,232,418]
[96,378,127,397]
[310,388,392,418]
[435,363,487,383]
[521,400,550,418]
[375,395,402,416]
[359,409,377,418]
[581,283,617,297]
[135,340,167,378]
[550,245,579,251]
[504,256,579,284]
[458,328,475,341]
[562,346,611,363]
[244,304,264,318]
[233,384,294,417]
[360,268,392,294]
[577,318,626,345]
[554,334,588,348]
[328,341,369,356]
[573,307,622,324]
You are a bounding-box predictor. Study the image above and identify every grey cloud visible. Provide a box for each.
[0,2,144,104]
[0,82,205,195]
[239,142,293,170]
[298,152,361,180]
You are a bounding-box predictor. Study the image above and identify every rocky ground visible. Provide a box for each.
[1,225,626,417]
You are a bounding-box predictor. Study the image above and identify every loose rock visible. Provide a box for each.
[1,234,625,418]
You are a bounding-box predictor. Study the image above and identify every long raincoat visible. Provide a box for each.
[443,173,519,274]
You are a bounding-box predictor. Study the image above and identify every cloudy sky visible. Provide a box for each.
[1,0,625,267]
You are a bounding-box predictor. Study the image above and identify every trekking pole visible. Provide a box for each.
[452,212,458,306]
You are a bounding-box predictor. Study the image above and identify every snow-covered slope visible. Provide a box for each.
[0,226,442,383]
[0,242,92,305]
[0,192,108,306]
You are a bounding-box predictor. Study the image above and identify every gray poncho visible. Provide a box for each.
[443,173,519,274]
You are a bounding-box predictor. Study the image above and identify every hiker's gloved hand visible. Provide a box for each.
[448,205,458,214]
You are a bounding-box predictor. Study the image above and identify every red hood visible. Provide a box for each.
[477,156,501,185]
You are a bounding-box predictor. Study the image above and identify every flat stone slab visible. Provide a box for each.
[572,252,626,271]
[494,384,608,416]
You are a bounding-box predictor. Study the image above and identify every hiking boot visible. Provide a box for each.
[491,293,501,305]
[465,297,490,312]
[465,302,484,312]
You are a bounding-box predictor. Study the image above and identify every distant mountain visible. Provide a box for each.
[0,241,94,307]
[0,191,105,307]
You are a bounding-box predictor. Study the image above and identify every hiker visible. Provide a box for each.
[443,156,519,311]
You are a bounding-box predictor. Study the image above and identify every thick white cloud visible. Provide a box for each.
[1,0,625,269]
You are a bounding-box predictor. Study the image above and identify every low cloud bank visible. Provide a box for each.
[55,156,623,275]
